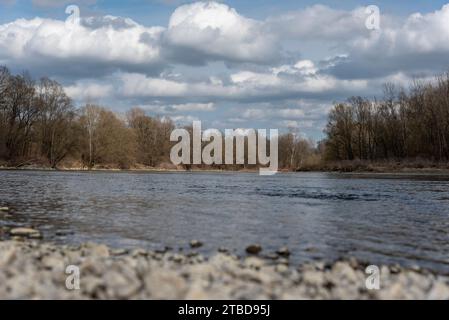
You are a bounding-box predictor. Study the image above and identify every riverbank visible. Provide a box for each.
[2,165,449,175]
[1,238,448,300]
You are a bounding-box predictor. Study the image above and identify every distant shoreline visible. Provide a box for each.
[2,165,449,176]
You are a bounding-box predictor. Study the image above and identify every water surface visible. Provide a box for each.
[1,170,449,273]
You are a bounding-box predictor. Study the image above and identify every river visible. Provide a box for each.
[1,170,449,273]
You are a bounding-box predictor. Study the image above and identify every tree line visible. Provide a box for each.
[324,74,449,163]
[0,66,175,169]
[5,64,447,171]
[0,66,315,170]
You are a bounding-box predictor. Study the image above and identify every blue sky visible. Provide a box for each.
[2,1,449,22]
[1,0,449,139]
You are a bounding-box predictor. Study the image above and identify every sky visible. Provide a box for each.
[1,0,449,140]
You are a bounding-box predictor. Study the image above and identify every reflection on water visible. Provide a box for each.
[1,170,449,273]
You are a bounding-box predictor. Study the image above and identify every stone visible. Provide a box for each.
[428,281,449,300]
[111,248,128,256]
[0,207,9,212]
[276,246,291,257]
[0,246,16,267]
[218,247,229,253]
[246,244,262,255]
[131,248,147,257]
[89,244,110,257]
[264,253,279,260]
[302,270,325,287]
[104,268,140,299]
[244,256,265,270]
[144,269,187,299]
[275,264,289,273]
[190,240,203,248]
[41,255,65,270]
[9,228,41,238]
[171,254,185,263]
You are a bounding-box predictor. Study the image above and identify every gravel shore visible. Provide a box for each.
[1,239,449,300]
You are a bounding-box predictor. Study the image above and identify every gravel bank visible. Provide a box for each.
[1,240,449,299]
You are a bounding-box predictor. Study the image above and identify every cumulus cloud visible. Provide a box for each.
[328,4,449,79]
[97,59,368,106]
[163,1,279,64]
[266,4,373,42]
[0,16,164,77]
[64,81,114,101]
[137,102,215,114]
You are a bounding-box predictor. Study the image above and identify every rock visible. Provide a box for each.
[246,244,262,255]
[276,246,291,257]
[302,270,325,287]
[111,248,128,256]
[189,240,203,248]
[0,207,9,212]
[428,281,449,299]
[244,256,265,270]
[264,253,279,260]
[28,232,43,239]
[9,228,41,238]
[41,255,65,270]
[144,270,187,299]
[131,248,147,257]
[0,246,16,267]
[155,247,170,254]
[218,247,229,253]
[389,264,401,274]
[104,267,140,299]
[84,243,109,257]
[276,264,289,273]
[171,254,185,263]
[186,251,199,259]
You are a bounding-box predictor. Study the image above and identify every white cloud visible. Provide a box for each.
[64,82,113,101]
[172,102,215,111]
[266,4,373,41]
[328,4,449,78]
[137,102,215,114]
[243,108,304,120]
[355,4,449,54]
[0,16,164,75]
[164,1,279,63]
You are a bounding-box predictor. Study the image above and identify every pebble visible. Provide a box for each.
[112,248,128,256]
[0,239,447,300]
[9,228,41,238]
[276,246,291,257]
[189,240,203,249]
[246,244,262,255]
[264,253,279,260]
[275,264,289,273]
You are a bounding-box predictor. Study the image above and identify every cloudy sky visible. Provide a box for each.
[1,0,449,139]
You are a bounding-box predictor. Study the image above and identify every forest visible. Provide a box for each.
[0,66,316,170]
[324,75,449,164]
[1,65,448,171]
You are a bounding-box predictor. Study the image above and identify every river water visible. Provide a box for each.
[1,170,449,273]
